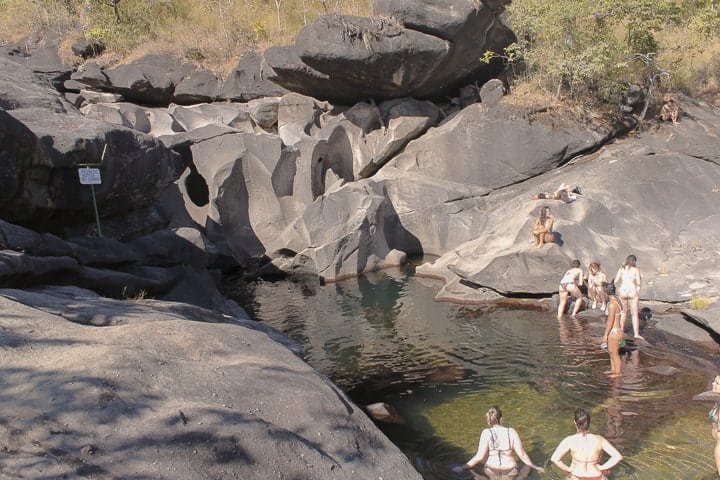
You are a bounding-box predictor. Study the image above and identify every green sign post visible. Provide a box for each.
[77,144,106,237]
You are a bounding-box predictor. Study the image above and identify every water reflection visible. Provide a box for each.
[226,266,718,479]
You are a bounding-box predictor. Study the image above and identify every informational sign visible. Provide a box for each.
[78,167,102,185]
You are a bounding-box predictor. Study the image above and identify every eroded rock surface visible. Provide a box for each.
[0,287,420,480]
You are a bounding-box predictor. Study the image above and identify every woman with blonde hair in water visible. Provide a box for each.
[453,406,545,478]
[558,259,584,319]
[614,254,644,340]
[551,408,623,480]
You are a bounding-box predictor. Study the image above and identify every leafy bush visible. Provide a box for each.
[503,0,720,105]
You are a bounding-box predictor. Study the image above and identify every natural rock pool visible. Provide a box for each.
[226,265,720,479]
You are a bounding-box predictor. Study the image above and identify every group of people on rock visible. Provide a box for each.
[452,406,622,480]
[556,255,644,342]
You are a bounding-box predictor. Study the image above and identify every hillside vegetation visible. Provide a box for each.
[0,0,718,107]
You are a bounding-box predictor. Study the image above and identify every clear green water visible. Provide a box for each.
[226,265,719,479]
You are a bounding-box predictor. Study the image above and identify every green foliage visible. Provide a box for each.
[253,20,268,42]
[505,0,720,104]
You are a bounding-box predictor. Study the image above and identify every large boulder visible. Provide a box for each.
[289,180,407,281]
[373,0,516,99]
[265,1,514,103]
[100,54,196,106]
[0,56,69,112]
[217,51,289,102]
[2,107,183,232]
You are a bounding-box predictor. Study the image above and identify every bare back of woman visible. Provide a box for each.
[551,409,622,480]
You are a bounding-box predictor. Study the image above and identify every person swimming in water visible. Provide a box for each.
[550,408,623,480]
[453,406,545,479]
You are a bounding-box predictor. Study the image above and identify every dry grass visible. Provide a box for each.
[0,0,373,70]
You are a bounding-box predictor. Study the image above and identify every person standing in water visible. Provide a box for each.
[614,254,644,340]
[709,376,720,476]
[453,406,545,478]
[558,259,584,319]
[600,282,623,376]
[551,408,623,480]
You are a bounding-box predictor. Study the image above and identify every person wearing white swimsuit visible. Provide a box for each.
[613,254,644,340]
[453,406,545,478]
[558,260,584,319]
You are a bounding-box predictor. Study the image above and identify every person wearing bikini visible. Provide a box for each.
[551,408,623,480]
[558,259,584,319]
[586,262,607,310]
[709,376,720,476]
[599,282,623,376]
[613,254,644,340]
[532,206,554,248]
[453,406,545,479]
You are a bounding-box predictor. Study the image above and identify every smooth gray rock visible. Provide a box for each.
[70,60,110,90]
[0,288,420,479]
[217,51,288,101]
[0,56,68,112]
[102,54,195,106]
[173,69,222,104]
[4,107,182,230]
[480,78,505,106]
[415,98,720,303]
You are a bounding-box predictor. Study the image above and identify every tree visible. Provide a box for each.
[503,0,715,104]
[109,0,121,23]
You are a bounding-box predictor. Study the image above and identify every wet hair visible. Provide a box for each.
[486,406,503,426]
[624,255,637,268]
[574,408,590,431]
[603,282,615,295]
[571,259,581,268]
[589,261,600,272]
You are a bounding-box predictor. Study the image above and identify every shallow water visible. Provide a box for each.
[226,265,719,479]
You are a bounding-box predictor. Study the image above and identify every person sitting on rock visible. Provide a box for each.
[660,97,681,125]
[532,206,554,248]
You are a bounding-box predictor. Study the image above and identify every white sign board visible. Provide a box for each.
[78,168,102,185]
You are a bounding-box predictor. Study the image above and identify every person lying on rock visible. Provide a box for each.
[532,183,581,203]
